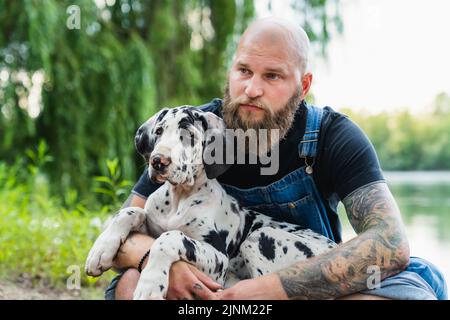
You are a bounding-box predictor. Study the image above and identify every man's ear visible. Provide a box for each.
[135,108,169,156]
[201,112,233,179]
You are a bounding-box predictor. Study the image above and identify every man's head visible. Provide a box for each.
[223,17,313,152]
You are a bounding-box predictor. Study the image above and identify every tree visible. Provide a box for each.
[0,0,342,197]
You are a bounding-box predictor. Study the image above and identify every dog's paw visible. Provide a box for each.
[133,269,168,300]
[85,234,122,277]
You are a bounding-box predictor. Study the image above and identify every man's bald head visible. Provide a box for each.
[236,17,310,76]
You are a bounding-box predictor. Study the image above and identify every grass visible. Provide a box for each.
[0,154,128,299]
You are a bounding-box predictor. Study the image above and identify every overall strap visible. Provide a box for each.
[298,104,324,159]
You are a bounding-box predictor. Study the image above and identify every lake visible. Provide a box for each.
[337,171,450,296]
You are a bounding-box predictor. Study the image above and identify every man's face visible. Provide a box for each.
[222,38,304,153]
[226,41,301,126]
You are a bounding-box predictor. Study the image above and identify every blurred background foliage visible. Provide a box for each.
[342,92,450,171]
[0,0,341,200]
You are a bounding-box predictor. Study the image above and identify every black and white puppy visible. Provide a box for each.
[85,106,336,300]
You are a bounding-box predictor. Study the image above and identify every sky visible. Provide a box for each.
[256,0,450,114]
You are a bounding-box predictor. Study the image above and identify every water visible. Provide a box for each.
[338,171,450,296]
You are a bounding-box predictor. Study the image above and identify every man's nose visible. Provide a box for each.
[135,126,149,155]
[244,76,263,99]
[151,154,171,171]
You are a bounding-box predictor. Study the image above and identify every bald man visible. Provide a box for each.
[103,18,447,300]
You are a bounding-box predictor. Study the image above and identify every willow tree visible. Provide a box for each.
[0,0,341,197]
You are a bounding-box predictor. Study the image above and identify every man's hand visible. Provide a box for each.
[216,274,288,300]
[166,261,222,300]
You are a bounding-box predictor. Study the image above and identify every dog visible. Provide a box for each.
[85,106,336,299]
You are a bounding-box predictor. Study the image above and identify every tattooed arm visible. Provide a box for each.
[273,182,410,299]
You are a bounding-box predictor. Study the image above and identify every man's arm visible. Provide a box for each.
[218,182,410,300]
[111,193,151,270]
[276,182,410,299]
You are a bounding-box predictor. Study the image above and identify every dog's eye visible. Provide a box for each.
[155,127,163,135]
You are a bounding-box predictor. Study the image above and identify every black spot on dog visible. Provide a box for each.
[250,221,264,233]
[192,200,202,205]
[195,114,208,132]
[165,200,170,205]
[165,190,169,197]
[226,239,240,258]
[163,270,167,275]
[258,233,276,261]
[230,202,239,214]
[182,164,187,172]
[127,211,133,215]
[257,268,263,275]
[294,241,313,258]
[159,285,164,291]
[203,230,229,256]
[156,109,169,123]
[283,246,288,254]
[155,206,159,210]
[161,209,164,213]
[213,255,224,274]
[241,212,256,242]
[188,218,197,225]
[183,238,197,262]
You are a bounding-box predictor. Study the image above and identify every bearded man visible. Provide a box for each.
[103,18,447,300]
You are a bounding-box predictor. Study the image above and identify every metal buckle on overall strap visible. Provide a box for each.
[304,157,315,175]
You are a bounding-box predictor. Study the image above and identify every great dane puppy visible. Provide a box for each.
[85,106,336,300]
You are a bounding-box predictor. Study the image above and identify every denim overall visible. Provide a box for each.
[220,104,336,242]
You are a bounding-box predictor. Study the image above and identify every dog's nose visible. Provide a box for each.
[151,154,171,171]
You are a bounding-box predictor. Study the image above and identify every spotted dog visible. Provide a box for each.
[85,106,336,300]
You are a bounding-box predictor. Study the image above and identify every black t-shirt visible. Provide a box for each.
[132,99,385,243]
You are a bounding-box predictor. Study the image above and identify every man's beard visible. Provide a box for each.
[222,83,302,156]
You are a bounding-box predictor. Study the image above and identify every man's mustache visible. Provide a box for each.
[229,98,272,114]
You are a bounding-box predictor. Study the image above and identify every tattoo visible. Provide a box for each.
[193,283,203,290]
[277,182,410,299]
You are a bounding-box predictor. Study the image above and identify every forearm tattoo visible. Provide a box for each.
[277,182,410,299]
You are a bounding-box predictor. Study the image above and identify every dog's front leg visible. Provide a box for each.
[133,230,228,300]
[85,207,148,276]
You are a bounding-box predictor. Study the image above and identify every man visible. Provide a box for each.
[104,18,447,300]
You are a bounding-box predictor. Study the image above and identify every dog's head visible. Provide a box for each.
[135,106,231,186]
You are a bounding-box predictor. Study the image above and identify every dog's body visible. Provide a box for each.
[85,106,336,299]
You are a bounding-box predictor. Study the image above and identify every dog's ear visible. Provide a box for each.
[135,108,169,156]
[200,112,233,179]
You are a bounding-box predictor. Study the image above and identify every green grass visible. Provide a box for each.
[0,159,122,298]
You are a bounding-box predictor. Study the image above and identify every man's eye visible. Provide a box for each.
[155,127,163,135]
[239,68,250,75]
[266,73,279,80]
